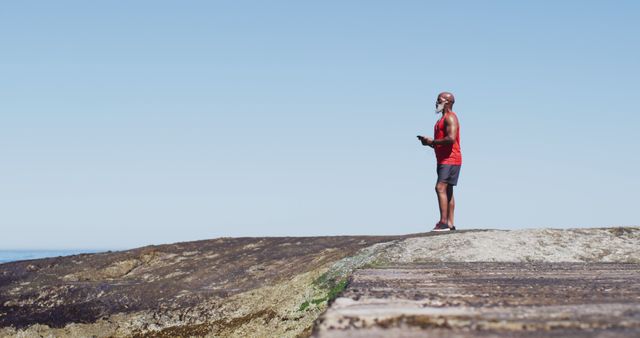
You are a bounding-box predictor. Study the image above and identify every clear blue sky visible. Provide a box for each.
[1,1,638,249]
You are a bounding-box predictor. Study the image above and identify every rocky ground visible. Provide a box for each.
[313,227,640,337]
[1,227,638,337]
[313,263,640,337]
[0,233,433,337]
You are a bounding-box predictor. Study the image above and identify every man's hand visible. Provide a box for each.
[417,135,434,147]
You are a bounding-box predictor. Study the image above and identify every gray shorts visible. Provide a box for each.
[437,164,461,186]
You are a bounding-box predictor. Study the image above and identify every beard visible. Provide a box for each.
[434,103,445,114]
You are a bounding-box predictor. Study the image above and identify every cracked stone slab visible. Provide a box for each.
[313,262,640,337]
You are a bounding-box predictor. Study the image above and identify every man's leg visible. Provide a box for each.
[447,185,455,227]
[435,181,449,225]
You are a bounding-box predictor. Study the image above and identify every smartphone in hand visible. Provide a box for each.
[417,135,433,147]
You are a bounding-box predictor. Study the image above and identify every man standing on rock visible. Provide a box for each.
[417,92,462,231]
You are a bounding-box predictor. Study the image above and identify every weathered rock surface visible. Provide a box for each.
[313,262,640,337]
[313,227,640,337]
[1,227,638,337]
[378,228,640,264]
[0,234,426,337]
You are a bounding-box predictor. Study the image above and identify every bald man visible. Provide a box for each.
[417,92,462,231]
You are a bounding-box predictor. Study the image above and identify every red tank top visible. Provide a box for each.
[434,112,462,165]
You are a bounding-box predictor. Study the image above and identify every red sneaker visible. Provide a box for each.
[431,222,451,232]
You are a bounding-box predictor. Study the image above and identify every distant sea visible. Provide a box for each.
[0,250,105,264]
